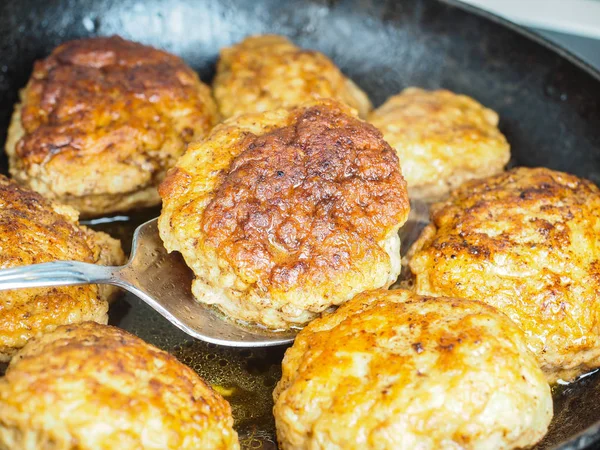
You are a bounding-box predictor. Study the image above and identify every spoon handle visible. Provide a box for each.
[0,261,119,290]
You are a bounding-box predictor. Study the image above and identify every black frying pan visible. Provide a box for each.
[0,1,599,449]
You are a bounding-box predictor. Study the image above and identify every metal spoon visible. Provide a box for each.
[0,218,296,347]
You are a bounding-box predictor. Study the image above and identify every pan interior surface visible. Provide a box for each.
[0,0,600,449]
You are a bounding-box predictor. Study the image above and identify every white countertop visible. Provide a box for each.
[459,0,600,39]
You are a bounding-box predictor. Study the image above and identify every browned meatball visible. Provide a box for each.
[0,176,125,361]
[213,35,372,119]
[0,322,239,449]
[274,289,552,450]
[368,88,510,202]
[6,36,218,217]
[408,167,600,383]
[158,100,409,329]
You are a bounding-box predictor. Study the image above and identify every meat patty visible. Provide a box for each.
[273,289,552,450]
[213,34,372,120]
[408,167,600,383]
[0,322,239,449]
[6,36,218,217]
[0,175,125,361]
[368,88,510,202]
[158,100,409,329]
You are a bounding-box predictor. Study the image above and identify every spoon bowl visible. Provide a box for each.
[0,218,297,347]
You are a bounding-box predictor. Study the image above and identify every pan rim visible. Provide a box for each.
[441,0,600,84]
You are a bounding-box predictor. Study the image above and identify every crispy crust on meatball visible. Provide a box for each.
[213,35,372,120]
[6,36,218,217]
[0,322,239,450]
[408,167,600,383]
[159,100,409,329]
[0,176,125,361]
[273,289,552,450]
[368,88,510,202]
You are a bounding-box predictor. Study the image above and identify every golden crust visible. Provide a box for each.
[213,35,372,119]
[0,176,125,361]
[408,167,600,383]
[0,322,239,450]
[273,289,552,450]
[159,100,409,329]
[368,88,510,201]
[6,36,218,217]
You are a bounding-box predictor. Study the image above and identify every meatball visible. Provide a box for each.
[213,34,372,120]
[158,100,409,329]
[273,289,552,450]
[0,322,239,449]
[6,36,218,217]
[368,88,510,201]
[408,167,600,383]
[0,176,125,361]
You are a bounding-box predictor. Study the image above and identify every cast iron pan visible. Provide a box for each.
[1,0,600,448]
